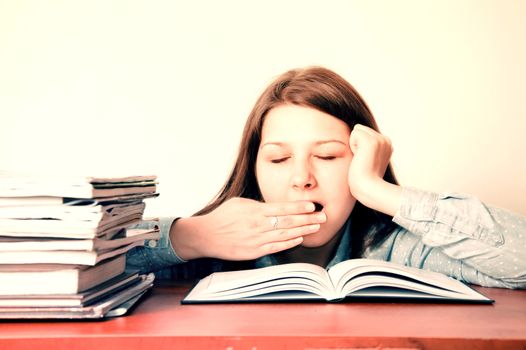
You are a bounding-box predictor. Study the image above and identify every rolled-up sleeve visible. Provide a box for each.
[126,216,187,274]
[377,187,526,288]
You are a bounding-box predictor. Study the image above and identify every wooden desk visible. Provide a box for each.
[0,283,525,350]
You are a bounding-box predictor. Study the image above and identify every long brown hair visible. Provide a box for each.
[196,66,398,256]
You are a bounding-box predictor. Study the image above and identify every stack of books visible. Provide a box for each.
[0,174,160,319]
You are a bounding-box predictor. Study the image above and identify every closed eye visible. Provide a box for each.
[316,155,336,160]
[271,157,290,164]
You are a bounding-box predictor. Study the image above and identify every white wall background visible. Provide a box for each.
[1,0,525,217]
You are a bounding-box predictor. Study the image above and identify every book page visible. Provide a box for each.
[190,279,330,301]
[340,274,487,300]
[186,263,336,301]
[328,258,486,299]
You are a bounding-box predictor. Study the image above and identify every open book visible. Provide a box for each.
[182,259,493,304]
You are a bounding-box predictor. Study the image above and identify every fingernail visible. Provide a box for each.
[305,202,315,211]
[314,213,326,222]
[307,224,320,232]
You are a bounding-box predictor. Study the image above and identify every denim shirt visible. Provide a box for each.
[127,187,526,289]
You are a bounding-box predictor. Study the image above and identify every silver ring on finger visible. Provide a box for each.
[270,216,279,230]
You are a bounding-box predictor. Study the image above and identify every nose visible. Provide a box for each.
[291,158,317,190]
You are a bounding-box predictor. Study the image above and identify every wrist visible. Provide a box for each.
[352,178,402,216]
[169,216,206,261]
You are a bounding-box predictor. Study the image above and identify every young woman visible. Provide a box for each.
[128,66,526,289]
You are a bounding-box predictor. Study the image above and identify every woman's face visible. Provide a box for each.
[256,104,356,247]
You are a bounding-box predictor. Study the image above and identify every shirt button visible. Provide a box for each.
[147,240,158,248]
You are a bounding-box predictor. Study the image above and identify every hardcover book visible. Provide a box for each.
[182,258,493,304]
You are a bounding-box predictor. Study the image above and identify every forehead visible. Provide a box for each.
[261,104,350,142]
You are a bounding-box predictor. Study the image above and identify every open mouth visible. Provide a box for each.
[313,202,324,212]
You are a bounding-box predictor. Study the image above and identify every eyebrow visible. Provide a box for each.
[260,139,347,148]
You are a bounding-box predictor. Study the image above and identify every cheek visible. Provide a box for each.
[318,160,354,215]
[255,159,283,201]
[317,159,350,190]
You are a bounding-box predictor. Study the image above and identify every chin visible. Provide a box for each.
[300,231,336,248]
[300,218,348,248]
